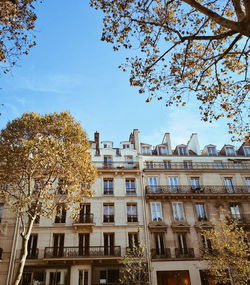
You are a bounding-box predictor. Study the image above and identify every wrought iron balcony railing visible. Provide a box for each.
[145,185,250,195]
[44,246,121,258]
[93,161,139,169]
[229,214,250,224]
[103,215,114,223]
[77,213,94,224]
[20,249,39,259]
[127,215,138,222]
[151,248,171,259]
[126,188,136,195]
[175,248,195,258]
[144,161,250,170]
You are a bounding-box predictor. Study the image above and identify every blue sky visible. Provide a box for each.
[0,0,235,149]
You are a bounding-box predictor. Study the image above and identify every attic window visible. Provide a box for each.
[225,147,235,156]
[207,146,217,156]
[158,146,168,155]
[244,146,250,156]
[123,144,130,149]
[178,147,188,155]
[142,147,151,154]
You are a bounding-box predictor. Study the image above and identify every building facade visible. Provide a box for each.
[0,129,250,285]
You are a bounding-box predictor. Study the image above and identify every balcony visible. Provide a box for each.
[151,248,171,259]
[20,249,39,259]
[144,161,250,170]
[93,161,139,170]
[229,214,250,227]
[175,248,195,259]
[145,185,250,199]
[44,246,121,259]
[73,214,95,231]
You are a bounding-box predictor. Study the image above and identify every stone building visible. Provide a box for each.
[0,129,249,285]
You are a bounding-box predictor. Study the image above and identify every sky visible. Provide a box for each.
[0,0,236,149]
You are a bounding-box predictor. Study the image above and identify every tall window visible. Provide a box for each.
[125,179,136,194]
[150,202,163,221]
[195,204,207,221]
[103,178,114,195]
[201,235,212,253]
[79,204,91,223]
[230,204,241,220]
[79,233,90,256]
[207,146,217,156]
[78,270,89,285]
[177,233,188,255]
[145,161,154,169]
[224,177,234,193]
[103,204,114,223]
[127,203,138,222]
[104,156,113,168]
[178,146,188,155]
[245,178,250,192]
[183,161,193,169]
[169,177,179,193]
[54,205,66,223]
[172,202,185,221]
[154,233,165,255]
[128,233,139,249]
[27,234,38,259]
[125,155,134,168]
[148,177,158,192]
[190,177,201,191]
[53,234,65,257]
[0,204,3,223]
[104,233,115,255]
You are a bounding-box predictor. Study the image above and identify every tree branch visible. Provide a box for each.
[231,0,245,21]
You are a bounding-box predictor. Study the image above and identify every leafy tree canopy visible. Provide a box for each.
[0,0,37,74]
[91,0,250,141]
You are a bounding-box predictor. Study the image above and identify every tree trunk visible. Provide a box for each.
[12,216,35,285]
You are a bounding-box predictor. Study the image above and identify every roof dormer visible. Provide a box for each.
[101,141,113,149]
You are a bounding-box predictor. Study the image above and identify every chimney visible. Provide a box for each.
[162,133,172,154]
[94,131,100,156]
[132,129,141,154]
[187,133,200,155]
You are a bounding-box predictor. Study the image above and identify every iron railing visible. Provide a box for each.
[229,214,250,224]
[144,161,250,170]
[151,248,171,259]
[76,213,94,224]
[103,215,114,223]
[27,249,39,259]
[145,185,250,195]
[127,215,138,222]
[44,246,121,258]
[93,161,139,169]
[175,248,195,258]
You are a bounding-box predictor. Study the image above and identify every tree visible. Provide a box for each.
[120,240,149,284]
[90,0,250,141]
[0,0,37,75]
[0,112,97,285]
[201,218,250,284]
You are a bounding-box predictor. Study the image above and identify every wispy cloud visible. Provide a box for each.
[141,107,233,149]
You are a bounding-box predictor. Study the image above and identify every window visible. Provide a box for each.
[164,161,171,169]
[0,204,3,223]
[103,178,114,195]
[150,202,163,221]
[97,268,119,284]
[125,155,134,168]
[169,177,179,193]
[214,160,223,169]
[125,179,136,194]
[104,233,115,255]
[53,234,64,257]
[226,147,235,156]
[177,233,188,255]
[244,146,250,156]
[57,179,67,195]
[201,235,212,253]
[54,205,66,223]
[154,233,165,255]
[79,204,92,223]
[224,177,234,193]
[245,178,250,192]
[123,144,130,149]
[207,146,217,156]
[128,232,139,249]
[172,202,185,221]
[0,248,2,259]
[49,272,61,285]
[104,156,113,168]
[79,233,90,256]
[145,161,154,168]
[158,146,168,155]
[148,177,158,192]
[195,204,207,221]
[27,234,38,259]
[178,147,188,155]
[230,204,241,220]
[183,161,193,169]
[103,204,114,223]
[79,270,89,285]
[127,203,138,222]
[142,147,151,154]
[190,177,201,191]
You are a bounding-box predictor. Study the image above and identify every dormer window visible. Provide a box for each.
[103,144,108,148]
[102,141,113,148]
[123,144,130,149]
[142,147,151,155]
[207,146,217,156]
[225,147,235,156]
[244,146,250,156]
[158,146,168,155]
[178,147,188,156]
